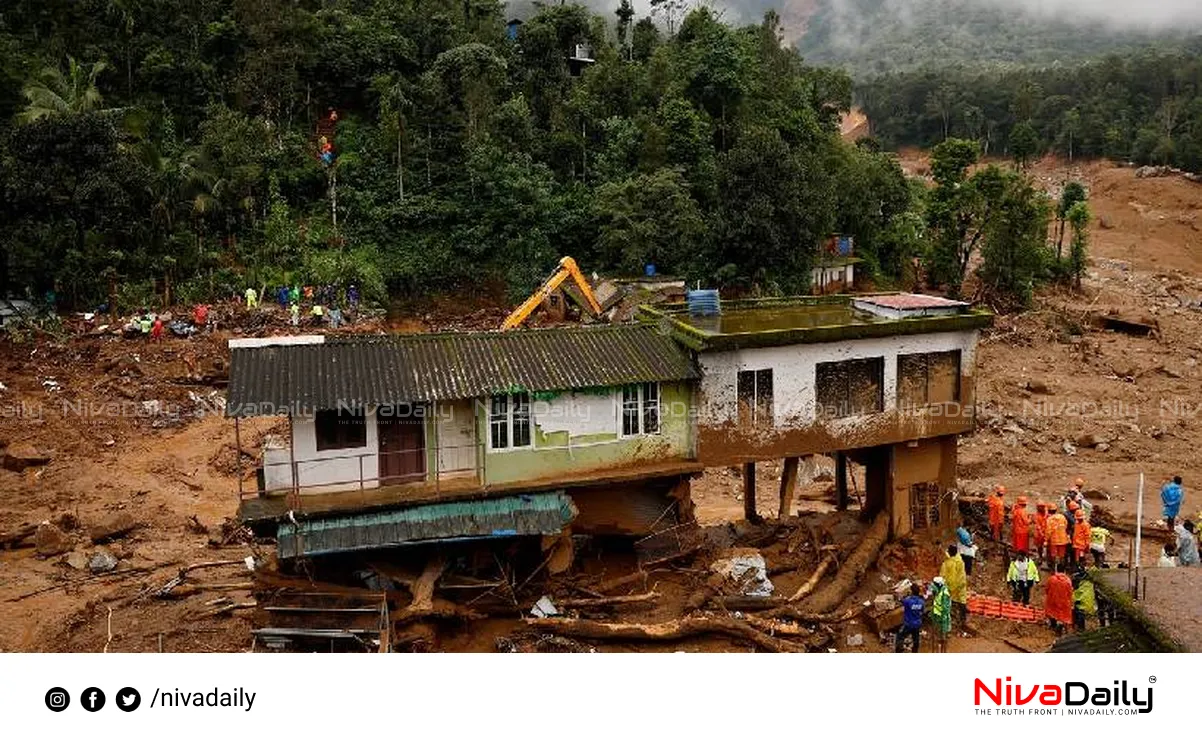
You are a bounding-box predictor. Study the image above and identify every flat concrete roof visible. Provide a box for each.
[637,294,992,351]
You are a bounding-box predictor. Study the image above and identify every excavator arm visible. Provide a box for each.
[501,256,602,330]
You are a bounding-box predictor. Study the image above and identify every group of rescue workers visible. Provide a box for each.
[895,474,1189,653]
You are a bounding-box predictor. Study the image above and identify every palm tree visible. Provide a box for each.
[18,57,114,123]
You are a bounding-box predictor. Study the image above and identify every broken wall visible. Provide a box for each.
[888,435,957,537]
[479,382,694,486]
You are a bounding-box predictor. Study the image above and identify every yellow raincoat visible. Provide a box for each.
[940,554,968,603]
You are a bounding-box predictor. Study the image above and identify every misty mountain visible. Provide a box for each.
[792,0,1201,75]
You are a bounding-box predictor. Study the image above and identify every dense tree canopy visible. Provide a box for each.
[0,1,931,308]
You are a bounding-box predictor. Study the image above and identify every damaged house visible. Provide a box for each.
[639,293,991,535]
[228,293,990,560]
[228,325,702,558]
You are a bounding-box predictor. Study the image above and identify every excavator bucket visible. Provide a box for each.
[501,256,602,330]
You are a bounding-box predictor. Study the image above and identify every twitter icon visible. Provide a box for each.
[116,687,141,712]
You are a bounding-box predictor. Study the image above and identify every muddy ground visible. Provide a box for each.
[0,156,1197,653]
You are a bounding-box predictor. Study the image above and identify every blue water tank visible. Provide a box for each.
[686,289,720,316]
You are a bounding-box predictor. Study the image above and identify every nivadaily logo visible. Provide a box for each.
[974,677,1154,715]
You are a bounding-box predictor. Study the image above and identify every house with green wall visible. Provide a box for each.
[228,326,702,552]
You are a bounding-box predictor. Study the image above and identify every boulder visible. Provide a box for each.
[34,522,72,557]
[3,443,52,472]
[88,548,119,573]
[64,550,89,571]
[88,512,138,544]
[1074,433,1110,448]
[1025,380,1051,395]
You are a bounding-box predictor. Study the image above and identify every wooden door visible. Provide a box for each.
[378,406,426,485]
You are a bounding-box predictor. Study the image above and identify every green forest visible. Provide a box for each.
[857,53,1202,171]
[0,0,925,311]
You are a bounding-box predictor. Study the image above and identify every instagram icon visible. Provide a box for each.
[45,687,70,712]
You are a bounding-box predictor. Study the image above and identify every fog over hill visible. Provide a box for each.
[509,0,1202,73]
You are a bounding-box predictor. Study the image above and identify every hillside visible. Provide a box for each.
[792,0,1198,74]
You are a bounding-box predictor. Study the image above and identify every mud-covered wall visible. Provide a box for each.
[696,330,978,464]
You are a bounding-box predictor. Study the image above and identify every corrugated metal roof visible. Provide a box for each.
[227,324,697,416]
[276,492,577,558]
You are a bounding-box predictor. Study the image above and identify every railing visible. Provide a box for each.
[238,441,484,501]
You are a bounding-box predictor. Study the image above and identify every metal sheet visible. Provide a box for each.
[276,491,577,558]
[228,324,697,416]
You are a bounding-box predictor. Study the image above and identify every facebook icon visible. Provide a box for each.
[81,687,106,712]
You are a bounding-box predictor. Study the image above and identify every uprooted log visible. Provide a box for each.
[0,523,38,549]
[797,512,890,615]
[525,615,807,653]
[786,553,836,602]
[556,591,660,609]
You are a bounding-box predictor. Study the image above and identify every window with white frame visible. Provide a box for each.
[621,383,660,436]
[489,392,531,449]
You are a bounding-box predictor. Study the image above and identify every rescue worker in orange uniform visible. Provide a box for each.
[1011,495,1031,554]
[987,485,1006,541]
[1033,501,1050,564]
[1065,500,1082,567]
[1072,507,1092,564]
[1046,503,1070,572]
[1044,569,1074,635]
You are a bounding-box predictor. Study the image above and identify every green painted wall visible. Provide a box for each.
[479,382,694,485]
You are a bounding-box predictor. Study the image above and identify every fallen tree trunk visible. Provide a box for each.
[406,555,447,614]
[525,615,806,653]
[798,512,890,615]
[556,591,660,609]
[0,523,37,549]
[787,554,836,602]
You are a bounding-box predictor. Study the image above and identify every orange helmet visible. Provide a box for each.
[1035,502,1048,512]
[1067,500,1079,512]
[995,485,1007,495]
[1048,503,1058,512]
[1074,477,1085,487]
[1017,495,1028,506]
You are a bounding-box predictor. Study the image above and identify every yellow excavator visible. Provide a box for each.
[501,256,603,330]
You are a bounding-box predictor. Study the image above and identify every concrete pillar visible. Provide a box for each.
[778,456,799,519]
[743,461,760,523]
[835,451,849,511]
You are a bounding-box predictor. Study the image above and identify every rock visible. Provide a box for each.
[846,633,864,647]
[64,550,89,571]
[34,522,72,557]
[52,512,79,532]
[1062,441,1078,456]
[2,443,52,472]
[1025,380,1051,394]
[1095,442,1111,452]
[88,548,119,573]
[709,549,775,597]
[88,512,138,544]
[1075,433,1110,448]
